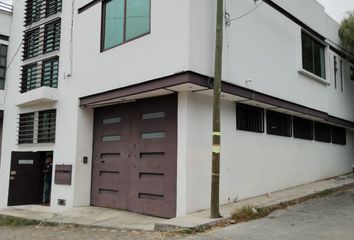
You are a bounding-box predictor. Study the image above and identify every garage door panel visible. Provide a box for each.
[91,95,177,218]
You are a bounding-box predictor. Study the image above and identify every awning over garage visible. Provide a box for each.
[79,71,354,129]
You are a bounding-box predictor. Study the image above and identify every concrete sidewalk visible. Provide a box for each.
[0,174,353,231]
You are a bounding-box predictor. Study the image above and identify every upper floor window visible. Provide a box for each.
[0,44,7,90]
[301,32,326,79]
[102,0,151,51]
[25,0,62,26]
[44,20,61,53]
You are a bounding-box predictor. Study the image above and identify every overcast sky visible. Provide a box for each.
[1,0,354,23]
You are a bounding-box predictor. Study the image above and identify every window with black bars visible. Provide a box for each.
[38,110,56,143]
[43,20,61,53]
[266,111,292,137]
[25,0,62,26]
[18,110,56,144]
[236,103,264,133]
[331,126,346,145]
[23,19,61,61]
[20,57,59,93]
[293,117,314,140]
[314,122,331,143]
[18,112,35,144]
[0,44,7,90]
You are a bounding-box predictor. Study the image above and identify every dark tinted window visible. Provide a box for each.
[331,126,346,145]
[314,122,331,143]
[266,111,292,137]
[0,44,7,90]
[302,32,326,79]
[293,117,313,140]
[18,113,35,144]
[236,103,264,133]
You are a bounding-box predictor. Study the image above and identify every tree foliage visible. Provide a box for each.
[339,11,354,54]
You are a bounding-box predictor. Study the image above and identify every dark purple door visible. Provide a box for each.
[91,94,177,218]
[8,152,44,206]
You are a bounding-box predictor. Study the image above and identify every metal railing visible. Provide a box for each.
[25,0,62,26]
[0,1,13,12]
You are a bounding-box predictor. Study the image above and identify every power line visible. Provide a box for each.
[229,2,264,22]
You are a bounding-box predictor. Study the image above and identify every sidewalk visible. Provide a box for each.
[0,174,353,231]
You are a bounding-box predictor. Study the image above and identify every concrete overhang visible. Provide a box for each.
[79,71,354,129]
[16,87,58,107]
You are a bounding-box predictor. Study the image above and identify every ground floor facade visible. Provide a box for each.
[0,72,353,218]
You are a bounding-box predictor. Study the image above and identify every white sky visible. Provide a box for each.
[1,0,354,23]
[317,0,354,22]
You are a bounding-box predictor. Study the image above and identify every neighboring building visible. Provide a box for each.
[0,2,12,165]
[0,0,353,219]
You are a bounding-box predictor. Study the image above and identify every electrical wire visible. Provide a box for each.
[229,1,264,22]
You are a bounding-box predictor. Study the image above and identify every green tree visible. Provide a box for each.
[339,11,354,54]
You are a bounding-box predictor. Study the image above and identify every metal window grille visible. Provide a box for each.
[25,0,62,26]
[331,126,346,145]
[0,44,7,90]
[18,112,35,144]
[293,117,314,140]
[266,110,292,137]
[314,122,331,143]
[236,103,264,133]
[43,20,61,53]
[18,110,56,144]
[38,110,56,143]
[20,57,59,93]
[23,19,61,61]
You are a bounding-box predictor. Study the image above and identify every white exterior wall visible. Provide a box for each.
[189,0,354,121]
[182,92,354,213]
[0,9,12,111]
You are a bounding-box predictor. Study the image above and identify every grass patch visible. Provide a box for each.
[0,215,58,227]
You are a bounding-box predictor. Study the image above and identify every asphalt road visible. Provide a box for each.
[0,188,353,240]
[178,188,354,240]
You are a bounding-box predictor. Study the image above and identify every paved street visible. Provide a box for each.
[0,188,353,240]
[178,188,354,240]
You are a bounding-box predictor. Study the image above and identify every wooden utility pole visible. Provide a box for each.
[210,0,223,219]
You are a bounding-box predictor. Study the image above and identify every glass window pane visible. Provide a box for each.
[0,79,4,90]
[104,0,125,49]
[0,68,5,78]
[313,41,326,79]
[302,33,314,73]
[0,57,5,67]
[0,45,7,56]
[126,0,150,41]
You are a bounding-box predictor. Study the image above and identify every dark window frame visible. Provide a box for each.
[331,126,346,145]
[23,27,41,60]
[101,0,151,52]
[266,110,292,137]
[38,109,57,143]
[0,44,8,90]
[314,122,331,143]
[301,31,327,79]
[18,112,35,144]
[41,56,59,88]
[43,19,61,54]
[236,103,264,133]
[293,117,314,141]
[21,62,39,93]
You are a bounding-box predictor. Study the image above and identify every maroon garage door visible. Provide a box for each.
[91,95,177,218]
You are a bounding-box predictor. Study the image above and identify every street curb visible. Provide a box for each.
[154,182,354,232]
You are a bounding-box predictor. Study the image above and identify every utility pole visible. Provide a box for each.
[210,0,223,219]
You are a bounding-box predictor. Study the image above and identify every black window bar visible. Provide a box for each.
[23,19,61,61]
[331,126,346,145]
[314,122,331,143]
[20,56,59,93]
[266,110,292,137]
[293,117,314,140]
[236,103,264,133]
[18,112,35,144]
[38,109,56,143]
[25,0,62,26]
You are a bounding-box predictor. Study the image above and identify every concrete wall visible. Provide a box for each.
[189,0,354,121]
[181,92,354,213]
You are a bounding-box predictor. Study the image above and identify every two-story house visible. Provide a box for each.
[0,0,353,219]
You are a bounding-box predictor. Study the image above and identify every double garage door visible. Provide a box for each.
[91,95,177,218]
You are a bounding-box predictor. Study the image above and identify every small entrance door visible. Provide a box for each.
[8,152,48,206]
[91,95,177,218]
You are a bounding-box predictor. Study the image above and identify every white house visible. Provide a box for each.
[0,0,353,219]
